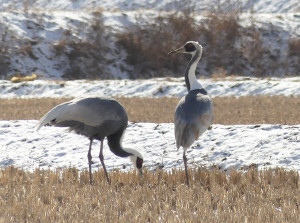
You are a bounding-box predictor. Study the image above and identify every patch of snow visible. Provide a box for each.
[0,77,300,99]
[0,0,299,13]
[0,120,299,173]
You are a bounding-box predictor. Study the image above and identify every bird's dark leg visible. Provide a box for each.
[99,139,111,184]
[183,149,190,186]
[88,139,93,184]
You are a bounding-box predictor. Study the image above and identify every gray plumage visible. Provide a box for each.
[175,89,213,150]
[40,97,128,140]
[169,41,213,186]
[37,97,143,184]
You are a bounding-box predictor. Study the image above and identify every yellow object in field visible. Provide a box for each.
[10,74,37,83]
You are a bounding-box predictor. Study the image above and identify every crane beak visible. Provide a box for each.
[138,168,143,176]
[168,46,185,55]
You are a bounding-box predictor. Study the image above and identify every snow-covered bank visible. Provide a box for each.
[0,120,299,173]
[0,6,299,79]
[1,77,300,99]
[0,0,299,13]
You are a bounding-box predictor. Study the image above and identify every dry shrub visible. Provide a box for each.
[19,44,39,60]
[116,0,246,77]
[63,41,105,79]
[53,10,107,79]
[0,166,299,222]
[0,11,47,78]
[0,23,13,78]
[238,24,264,76]
[0,96,299,125]
[117,9,199,78]
[199,1,242,73]
[117,0,299,77]
[289,38,300,56]
[52,39,68,55]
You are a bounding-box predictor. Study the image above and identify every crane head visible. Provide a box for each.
[129,150,144,176]
[168,41,201,55]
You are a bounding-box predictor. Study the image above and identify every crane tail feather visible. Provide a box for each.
[36,103,69,131]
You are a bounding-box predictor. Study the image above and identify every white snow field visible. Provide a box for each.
[0,120,299,173]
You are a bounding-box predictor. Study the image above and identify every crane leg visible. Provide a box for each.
[99,139,111,184]
[87,139,93,184]
[183,150,190,186]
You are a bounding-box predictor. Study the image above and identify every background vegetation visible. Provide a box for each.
[117,1,300,78]
[0,1,299,79]
[53,10,107,79]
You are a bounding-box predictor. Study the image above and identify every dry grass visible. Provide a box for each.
[0,166,299,222]
[0,96,299,124]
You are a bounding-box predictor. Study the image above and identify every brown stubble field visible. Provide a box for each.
[0,96,299,222]
[0,166,299,222]
[0,95,299,124]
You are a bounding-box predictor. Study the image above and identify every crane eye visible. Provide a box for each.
[186,43,193,48]
[185,43,196,52]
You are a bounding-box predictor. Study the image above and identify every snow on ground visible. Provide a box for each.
[0,120,299,173]
[1,76,300,99]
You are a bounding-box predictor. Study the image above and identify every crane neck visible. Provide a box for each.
[106,128,143,169]
[107,128,132,157]
[184,50,203,92]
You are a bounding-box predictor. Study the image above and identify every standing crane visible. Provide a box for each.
[168,41,213,186]
[36,97,143,184]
